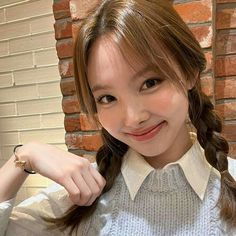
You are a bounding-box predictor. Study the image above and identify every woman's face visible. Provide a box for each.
[87,37,193,167]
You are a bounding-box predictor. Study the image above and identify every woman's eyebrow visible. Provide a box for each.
[131,64,154,80]
[91,64,155,93]
[91,84,112,93]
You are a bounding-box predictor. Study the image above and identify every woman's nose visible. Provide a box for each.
[123,100,150,127]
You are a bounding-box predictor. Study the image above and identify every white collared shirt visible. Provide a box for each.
[121,132,220,201]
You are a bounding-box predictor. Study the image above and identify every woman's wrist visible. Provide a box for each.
[13,144,36,174]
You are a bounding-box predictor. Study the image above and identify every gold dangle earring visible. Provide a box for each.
[185,113,196,144]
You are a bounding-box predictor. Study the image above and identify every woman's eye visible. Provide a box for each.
[96,95,116,104]
[142,78,162,90]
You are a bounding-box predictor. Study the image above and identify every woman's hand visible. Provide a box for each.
[18,142,106,206]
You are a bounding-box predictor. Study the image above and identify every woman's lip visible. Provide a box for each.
[126,121,166,141]
[127,121,165,136]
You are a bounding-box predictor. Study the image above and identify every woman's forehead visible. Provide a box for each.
[87,34,185,85]
[88,36,156,74]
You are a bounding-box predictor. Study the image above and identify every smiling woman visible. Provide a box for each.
[52,0,236,234]
[87,37,191,166]
[1,0,236,236]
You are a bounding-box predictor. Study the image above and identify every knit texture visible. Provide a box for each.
[76,165,234,236]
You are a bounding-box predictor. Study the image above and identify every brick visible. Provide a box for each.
[200,75,213,97]
[222,123,236,142]
[41,113,65,129]
[190,25,212,48]
[204,51,212,73]
[216,31,236,55]
[0,132,19,146]
[17,97,63,115]
[53,0,71,20]
[0,103,16,117]
[229,143,236,159]
[0,41,8,56]
[56,38,73,59]
[0,85,38,102]
[174,0,212,24]
[0,146,14,160]
[58,58,74,78]
[0,73,13,88]
[216,7,236,30]
[0,53,33,73]
[20,128,66,144]
[30,15,55,34]
[54,18,72,39]
[0,9,4,23]
[0,21,30,40]
[72,21,83,41]
[64,114,80,132]
[38,82,62,98]
[65,132,102,151]
[215,77,236,99]
[0,0,23,7]
[60,77,76,96]
[6,0,52,21]
[80,113,99,131]
[215,55,236,77]
[34,48,58,66]
[54,144,68,151]
[9,32,56,54]
[62,95,80,114]
[0,146,13,161]
[70,0,101,20]
[217,0,236,2]
[216,102,236,120]
[14,66,60,85]
[0,115,40,132]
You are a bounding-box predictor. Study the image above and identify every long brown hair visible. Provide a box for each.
[44,0,236,234]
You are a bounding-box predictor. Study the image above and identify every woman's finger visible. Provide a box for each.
[89,164,106,190]
[62,177,81,205]
[80,168,102,204]
[72,172,97,206]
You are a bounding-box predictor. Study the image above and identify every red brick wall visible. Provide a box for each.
[215,0,236,157]
[52,0,236,158]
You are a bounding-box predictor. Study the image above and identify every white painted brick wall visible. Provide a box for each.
[0,0,67,204]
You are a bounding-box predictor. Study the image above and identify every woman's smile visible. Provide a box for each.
[125,121,167,142]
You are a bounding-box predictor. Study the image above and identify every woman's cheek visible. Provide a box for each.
[147,89,175,115]
[97,109,117,130]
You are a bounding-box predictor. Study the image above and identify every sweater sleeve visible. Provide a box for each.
[0,162,98,236]
[2,182,73,236]
[0,198,15,236]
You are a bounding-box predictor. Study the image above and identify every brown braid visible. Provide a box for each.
[188,85,236,227]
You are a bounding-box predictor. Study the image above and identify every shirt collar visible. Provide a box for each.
[121,132,212,201]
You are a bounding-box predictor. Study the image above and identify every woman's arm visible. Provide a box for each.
[0,142,105,235]
[0,142,106,205]
[0,153,29,202]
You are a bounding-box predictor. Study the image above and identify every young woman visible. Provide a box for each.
[1,0,236,235]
